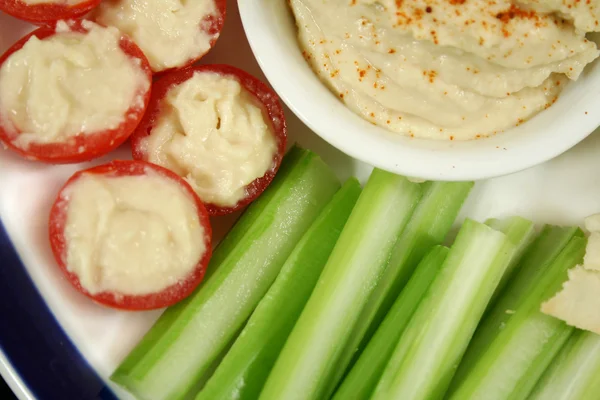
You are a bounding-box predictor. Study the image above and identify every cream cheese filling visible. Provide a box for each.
[63,170,206,296]
[94,0,220,71]
[140,71,278,208]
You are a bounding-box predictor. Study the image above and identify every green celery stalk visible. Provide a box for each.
[258,169,422,400]
[195,178,361,400]
[359,181,474,336]
[333,245,449,400]
[327,181,473,394]
[485,217,536,301]
[110,146,341,400]
[530,330,600,400]
[448,236,586,400]
[371,219,511,400]
[451,225,583,388]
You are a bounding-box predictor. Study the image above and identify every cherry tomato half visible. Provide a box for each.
[49,160,213,310]
[130,64,287,216]
[0,20,152,164]
[92,0,227,74]
[0,0,101,25]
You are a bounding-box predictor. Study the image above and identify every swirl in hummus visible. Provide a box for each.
[290,0,600,140]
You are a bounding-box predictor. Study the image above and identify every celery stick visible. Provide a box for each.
[530,330,600,400]
[448,236,586,400]
[371,219,511,400]
[327,181,472,394]
[195,178,361,400]
[360,181,473,336]
[333,245,449,400]
[451,225,583,388]
[259,170,422,400]
[110,146,341,400]
[485,217,536,301]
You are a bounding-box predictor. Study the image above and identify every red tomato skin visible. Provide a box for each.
[93,0,227,75]
[0,20,152,164]
[48,160,213,311]
[131,64,287,216]
[0,0,101,25]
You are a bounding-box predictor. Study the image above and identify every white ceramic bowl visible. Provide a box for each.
[239,1,600,181]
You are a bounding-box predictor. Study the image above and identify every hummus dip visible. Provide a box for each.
[290,0,600,140]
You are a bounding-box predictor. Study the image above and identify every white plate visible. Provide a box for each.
[0,2,599,399]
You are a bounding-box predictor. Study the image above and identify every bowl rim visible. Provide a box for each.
[238,0,600,181]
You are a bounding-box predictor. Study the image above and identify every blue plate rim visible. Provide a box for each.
[0,220,118,400]
[0,351,34,400]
